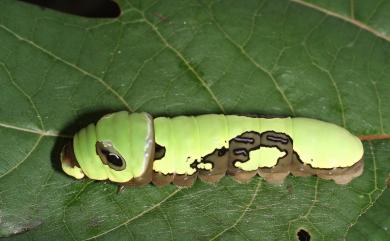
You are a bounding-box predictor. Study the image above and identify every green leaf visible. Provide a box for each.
[346,187,390,240]
[1,0,390,240]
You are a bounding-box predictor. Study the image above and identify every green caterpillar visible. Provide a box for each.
[61,111,364,186]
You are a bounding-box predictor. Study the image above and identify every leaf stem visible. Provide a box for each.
[359,134,390,141]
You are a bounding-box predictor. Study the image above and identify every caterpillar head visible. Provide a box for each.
[61,111,154,183]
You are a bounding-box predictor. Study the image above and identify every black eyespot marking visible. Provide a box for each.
[154,143,166,160]
[96,141,126,171]
[102,149,123,166]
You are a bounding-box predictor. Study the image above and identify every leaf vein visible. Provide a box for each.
[312,63,346,127]
[290,0,390,42]
[242,0,267,48]
[62,181,94,241]
[0,63,45,130]
[122,46,168,98]
[0,122,71,138]
[0,24,133,112]
[207,3,295,115]
[343,141,385,238]
[208,180,262,241]
[129,6,225,113]
[0,135,43,180]
[83,188,182,240]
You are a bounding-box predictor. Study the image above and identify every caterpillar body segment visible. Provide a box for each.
[61,111,364,186]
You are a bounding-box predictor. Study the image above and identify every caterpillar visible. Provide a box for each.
[60,111,364,186]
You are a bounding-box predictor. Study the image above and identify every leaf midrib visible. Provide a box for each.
[290,0,390,43]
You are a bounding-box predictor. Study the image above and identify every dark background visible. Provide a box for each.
[20,0,120,18]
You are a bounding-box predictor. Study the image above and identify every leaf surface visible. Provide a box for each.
[0,0,390,240]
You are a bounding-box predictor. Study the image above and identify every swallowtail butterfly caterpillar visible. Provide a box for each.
[61,111,364,186]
